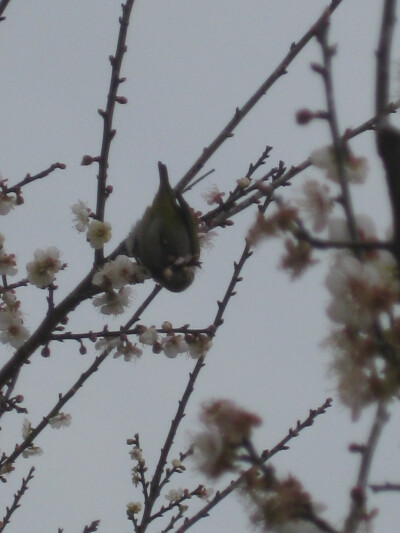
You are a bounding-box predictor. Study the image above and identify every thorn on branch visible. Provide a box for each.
[310,62,325,75]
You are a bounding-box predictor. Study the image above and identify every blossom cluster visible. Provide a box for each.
[92,255,151,315]
[0,291,29,348]
[0,234,17,277]
[138,324,213,359]
[248,145,369,279]
[71,200,112,249]
[193,399,261,478]
[244,472,324,533]
[94,324,212,361]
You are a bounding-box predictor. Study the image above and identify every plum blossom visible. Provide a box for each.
[0,310,29,348]
[186,334,213,359]
[311,146,368,184]
[162,335,188,358]
[202,184,225,205]
[165,487,184,502]
[0,192,16,215]
[325,252,399,330]
[328,214,376,242]
[93,256,132,289]
[113,340,143,362]
[26,246,62,288]
[71,200,91,232]
[193,399,262,478]
[49,412,72,429]
[139,326,159,346]
[0,251,17,276]
[297,180,334,232]
[94,336,122,353]
[92,286,132,315]
[86,220,112,249]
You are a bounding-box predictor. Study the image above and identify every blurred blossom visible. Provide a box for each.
[297,180,333,232]
[165,487,184,502]
[202,184,225,205]
[126,502,142,515]
[325,253,399,330]
[311,146,368,184]
[193,399,261,478]
[0,251,17,276]
[328,214,376,242]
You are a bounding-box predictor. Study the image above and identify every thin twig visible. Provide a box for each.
[0,467,35,533]
[175,398,333,533]
[94,0,136,266]
[0,286,160,469]
[175,0,345,194]
[316,19,358,245]
[343,402,389,533]
[201,99,400,229]
[370,482,400,493]
[5,163,66,194]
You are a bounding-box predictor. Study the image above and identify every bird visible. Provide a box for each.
[126,162,200,292]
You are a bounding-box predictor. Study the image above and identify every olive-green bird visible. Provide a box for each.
[126,162,200,292]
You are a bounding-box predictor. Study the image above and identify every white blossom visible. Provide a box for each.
[0,252,17,276]
[311,146,368,184]
[325,253,398,330]
[165,488,184,502]
[71,200,91,232]
[126,502,142,514]
[0,192,16,215]
[328,214,376,242]
[95,336,122,353]
[92,286,132,315]
[162,335,188,358]
[139,326,158,346]
[86,220,112,249]
[297,180,333,232]
[114,341,143,362]
[93,255,135,289]
[49,412,72,429]
[22,446,43,458]
[187,335,212,359]
[0,311,29,348]
[26,246,62,288]
[22,418,32,439]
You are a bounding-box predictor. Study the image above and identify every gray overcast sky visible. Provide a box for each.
[0,1,400,532]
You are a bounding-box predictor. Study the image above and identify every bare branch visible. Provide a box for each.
[0,467,35,532]
[175,0,345,193]
[94,0,136,265]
